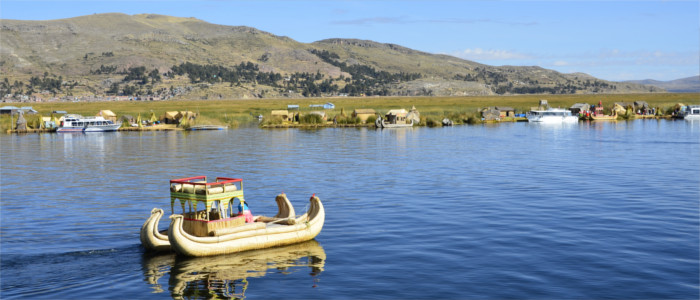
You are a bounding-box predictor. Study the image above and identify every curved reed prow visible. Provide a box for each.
[140,208,171,252]
[274,193,296,219]
[307,194,322,222]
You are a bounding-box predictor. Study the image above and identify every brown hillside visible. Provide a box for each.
[0,13,660,98]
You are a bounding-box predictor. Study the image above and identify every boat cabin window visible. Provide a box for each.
[543,111,570,116]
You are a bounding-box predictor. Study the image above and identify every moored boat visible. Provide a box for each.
[527,108,579,123]
[588,100,618,121]
[375,109,415,128]
[57,114,121,132]
[188,125,227,130]
[682,105,700,120]
[590,113,618,121]
[140,176,324,257]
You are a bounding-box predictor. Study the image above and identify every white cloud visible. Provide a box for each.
[450,48,530,61]
[553,60,569,66]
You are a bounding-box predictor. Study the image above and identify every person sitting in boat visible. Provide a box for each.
[238,199,254,223]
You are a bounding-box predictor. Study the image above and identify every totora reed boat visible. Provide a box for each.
[140,176,325,257]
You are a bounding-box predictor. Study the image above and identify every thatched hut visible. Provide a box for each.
[614,102,635,110]
[495,106,515,118]
[481,107,500,121]
[162,111,179,124]
[352,109,376,122]
[634,101,649,109]
[612,103,628,115]
[271,110,291,121]
[570,103,590,114]
[179,111,197,120]
[97,110,117,122]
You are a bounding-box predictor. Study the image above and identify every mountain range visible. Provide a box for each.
[0,13,670,99]
[624,76,700,93]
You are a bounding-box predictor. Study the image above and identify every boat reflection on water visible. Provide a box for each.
[142,240,326,299]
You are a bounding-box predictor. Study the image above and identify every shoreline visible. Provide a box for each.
[5,115,682,134]
[6,126,183,134]
[2,93,697,133]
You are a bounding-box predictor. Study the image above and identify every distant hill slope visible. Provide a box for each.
[0,13,660,99]
[624,76,700,93]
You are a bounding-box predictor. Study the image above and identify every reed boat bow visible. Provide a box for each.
[140,208,171,252]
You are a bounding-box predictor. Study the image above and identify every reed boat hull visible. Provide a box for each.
[590,115,618,121]
[140,193,303,253]
[376,118,414,128]
[140,208,171,252]
[167,196,325,257]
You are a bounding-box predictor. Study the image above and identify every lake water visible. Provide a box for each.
[1,120,699,299]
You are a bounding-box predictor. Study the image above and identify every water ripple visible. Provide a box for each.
[1,120,698,299]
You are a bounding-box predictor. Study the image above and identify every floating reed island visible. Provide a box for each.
[2,93,698,133]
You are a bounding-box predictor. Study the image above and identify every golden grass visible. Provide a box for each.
[3,93,697,132]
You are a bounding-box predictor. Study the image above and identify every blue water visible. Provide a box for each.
[1,120,699,299]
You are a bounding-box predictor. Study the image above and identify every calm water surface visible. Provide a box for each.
[1,120,699,299]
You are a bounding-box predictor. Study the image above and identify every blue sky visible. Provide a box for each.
[1,0,698,81]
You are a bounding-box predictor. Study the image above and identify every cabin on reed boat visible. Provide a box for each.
[385,109,409,125]
[169,176,247,237]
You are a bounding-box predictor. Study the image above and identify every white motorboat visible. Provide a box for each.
[527,108,579,123]
[57,114,121,132]
[682,105,700,121]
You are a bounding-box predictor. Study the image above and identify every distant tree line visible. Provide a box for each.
[100,66,164,96]
[168,61,339,96]
[0,72,78,97]
[309,49,421,96]
[123,66,161,84]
